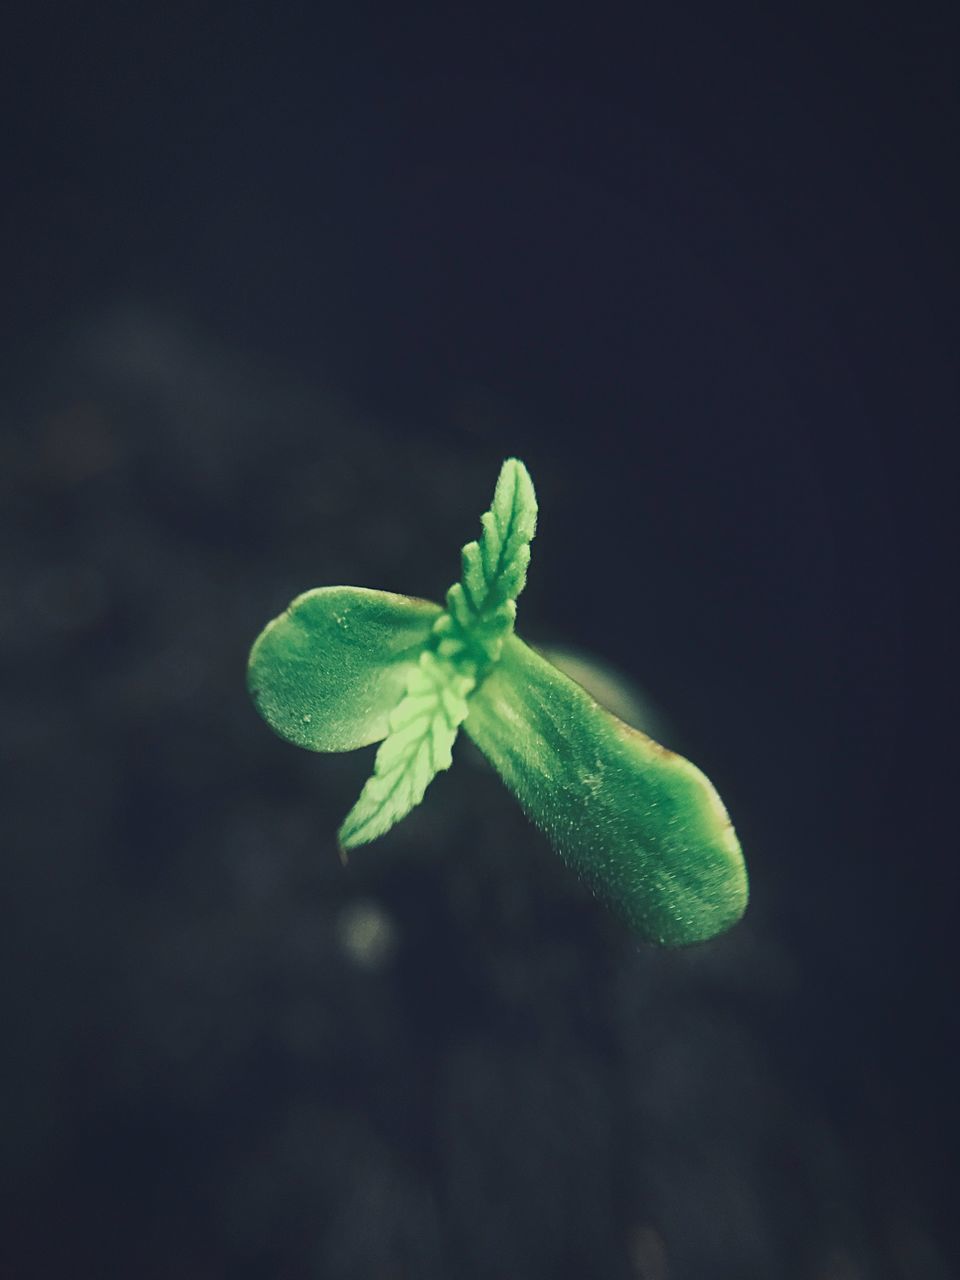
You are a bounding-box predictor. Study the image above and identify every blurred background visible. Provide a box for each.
[2,5,957,1278]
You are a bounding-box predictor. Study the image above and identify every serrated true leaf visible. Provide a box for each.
[464,633,748,946]
[248,587,442,752]
[338,650,476,850]
[441,457,538,670]
[471,456,537,608]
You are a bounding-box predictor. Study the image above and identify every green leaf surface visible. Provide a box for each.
[247,586,442,752]
[464,633,748,946]
[338,650,476,849]
[433,458,538,670]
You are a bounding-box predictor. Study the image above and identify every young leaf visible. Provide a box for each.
[338,650,476,850]
[433,457,538,670]
[248,586,442,752]
[337,459,537,847]
[464,633,748,946]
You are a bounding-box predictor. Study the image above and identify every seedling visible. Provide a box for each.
[248,459,748,945]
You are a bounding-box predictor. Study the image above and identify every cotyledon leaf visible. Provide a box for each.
[247,586,442,752]
[338,650,476,850]
[464,632,748,946]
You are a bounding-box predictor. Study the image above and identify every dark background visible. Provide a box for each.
[3,5,957,1277]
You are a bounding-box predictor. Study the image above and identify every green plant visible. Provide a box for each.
[248,459,748,945]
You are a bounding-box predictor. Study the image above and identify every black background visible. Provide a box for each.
[3,5,957,1278]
